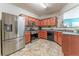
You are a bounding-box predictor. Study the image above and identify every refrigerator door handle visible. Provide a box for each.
[15,17,17,35]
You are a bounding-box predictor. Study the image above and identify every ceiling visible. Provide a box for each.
[12,3,67,16]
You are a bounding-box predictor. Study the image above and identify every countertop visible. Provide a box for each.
[63,32,79,35]
[25,29,79,36]
[41,29,79,35]
[25,30,38,34]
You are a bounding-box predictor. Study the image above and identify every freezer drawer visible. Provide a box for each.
[2,37,25,56]
[18,37,25,49]
[2,39,17,56]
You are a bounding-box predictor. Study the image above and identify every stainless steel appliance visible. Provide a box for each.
[47,31,54,41]
[1,12,25,56]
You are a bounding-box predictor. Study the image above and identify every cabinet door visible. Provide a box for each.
[54,32,58,42]
[43,31,47,39]
[43,19,47,26]
[50,19,53,26]
[54,32,62,45]
[57,32,62,45]
[41,21,44,26]
[31,18,37,26]
[38,31,43,39]
[47,19,50,26]
[25,16,29,26]
[52,19,56,26]
[40,21,42,26]
[63,35,79,56]
[38,31,47,39]
[70,35,79,56]
[45,20,47,26]
[25,32,31,44]
[50,17,57,26]
[47,19,49,26]
[37,21,41,26]
[62,35,71,56]
[42,20,45,26]
[35,19,39,26]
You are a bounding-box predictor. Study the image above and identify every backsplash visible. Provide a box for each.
[25,26,39,31]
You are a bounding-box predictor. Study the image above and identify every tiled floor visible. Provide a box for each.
[10,39,63,56]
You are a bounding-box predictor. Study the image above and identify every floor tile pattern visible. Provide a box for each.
[10,39,63,56]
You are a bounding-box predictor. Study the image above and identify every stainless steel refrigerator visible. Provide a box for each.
[1,12,25,56]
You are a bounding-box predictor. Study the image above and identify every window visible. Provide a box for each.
[63,6,79,28]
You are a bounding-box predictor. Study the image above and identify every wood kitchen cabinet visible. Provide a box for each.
[24,32,31,44]
[25,16,39,26]
[35,19,39,26]
[31,18,39,26]
[38,31,47,39]
[62,34,79,56]
[41,19,48,26]
[57,32,62,45]
[25,16,29,26]
[40,21,44,26]
[51,17,57,26]
[50,19,54,26]
[43,20,47,26]
[54,32,58,42]
[47,19,51,26]
[54,32,62,46]
[37,20,41,26]
[41,17,57,27]
[37,20,44,27]
[25,16,57,27]
[48,18,57,26]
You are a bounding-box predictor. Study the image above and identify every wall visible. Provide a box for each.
[58,3,79,27]
[63,5,79,28]
[0,3,78,28]
[40,3,79,27]
[39,12,59,19]
[64,5,79,19]
[0,3,39,20]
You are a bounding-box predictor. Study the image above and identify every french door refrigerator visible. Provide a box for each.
[1,12,25,56]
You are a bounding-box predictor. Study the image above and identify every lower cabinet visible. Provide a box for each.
[38,30,47,39]
[54,32,62,46]
[54,32,58,43]
[62,34,79,56]
[24,32,31,44]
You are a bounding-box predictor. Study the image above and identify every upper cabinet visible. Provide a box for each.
[25,16,29,26]
[41,17,57,27]
[25,16,57,27]
[25,16,39,26]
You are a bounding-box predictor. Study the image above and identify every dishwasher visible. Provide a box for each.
[31,31,38,42]
[47,31,54,41]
